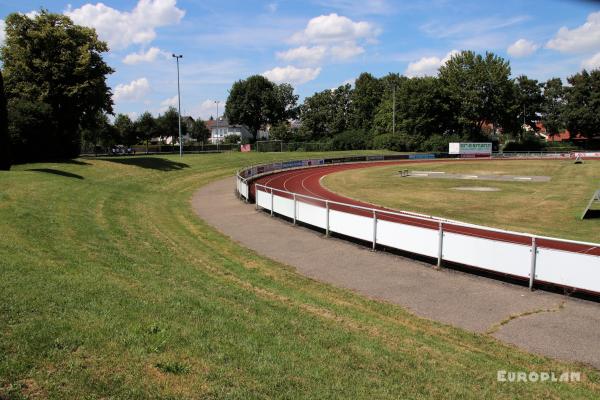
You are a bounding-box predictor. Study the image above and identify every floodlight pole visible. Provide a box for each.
[392,84,396,135]
[172,54,183,157]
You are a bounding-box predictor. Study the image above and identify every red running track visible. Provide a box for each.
[252,160,600,256]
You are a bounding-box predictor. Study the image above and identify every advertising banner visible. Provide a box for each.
[449,142,492,155]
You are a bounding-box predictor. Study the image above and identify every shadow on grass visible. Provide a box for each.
[27,168,84,180]
[98,157,190,171]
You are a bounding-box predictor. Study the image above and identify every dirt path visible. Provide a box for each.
[192,177,600,369]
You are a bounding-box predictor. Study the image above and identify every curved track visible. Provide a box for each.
[253,160,600,257]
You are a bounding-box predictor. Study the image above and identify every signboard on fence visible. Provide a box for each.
[449,142,492,156]
[240,144,251,152]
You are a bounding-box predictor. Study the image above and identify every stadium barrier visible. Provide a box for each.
[235,153,600,295]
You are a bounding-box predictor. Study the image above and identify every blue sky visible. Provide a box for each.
[1,0,599,120]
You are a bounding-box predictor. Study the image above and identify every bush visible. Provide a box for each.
[419,134,464,152]
[502,134,546,151]
[222,134,241,145]
[372,133,415,151]
[328,130,371,150]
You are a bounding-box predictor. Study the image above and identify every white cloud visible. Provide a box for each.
[421,15,529,39]
[160,95,178,108]
[113,78,151,102]
[278,13,378,64]
[507,39,539,57]
[123,47,169,64]
[291,13,379,44]
[330,41,364,59]
[277,46,327,65]
[0,20,5,45]
[405,50,458,77]
[582,52,600,70]
[65,0,185,50]
[547,11,600,53]
[262,65,321,84]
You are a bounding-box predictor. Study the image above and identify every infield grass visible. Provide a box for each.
[322,159,600,243]
[1,153,599,399]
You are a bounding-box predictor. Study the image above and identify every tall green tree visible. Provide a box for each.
[113,114,137,146]
[135,111,158,152]
[300,84,352,139]
[514,75,543,132]
[225,75,297,140]
[1,10,114,160]
[563,69,600,139]
[438,50,515,137]
[189,119,210,143]
[350,73,383,130]
[157,107,186,145]
[541,78,565,137]
[373,76,454,139]
[0,69,10,170]
[81,112,116,150]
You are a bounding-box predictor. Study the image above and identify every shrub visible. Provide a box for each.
[502,134,546,151]
[328,130,371,150]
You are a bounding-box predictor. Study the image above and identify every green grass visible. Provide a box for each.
[1,152,599,399]
[323,160,600,243]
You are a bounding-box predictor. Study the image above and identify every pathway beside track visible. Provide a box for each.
[193,176,600,369]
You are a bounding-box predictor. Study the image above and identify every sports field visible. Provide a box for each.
[322,160,600,243]
[1,153,599,399]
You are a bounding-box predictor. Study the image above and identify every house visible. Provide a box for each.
[207,117,270,143]
[533,122,591,143]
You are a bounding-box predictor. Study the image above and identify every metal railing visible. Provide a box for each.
[236,154,600,295]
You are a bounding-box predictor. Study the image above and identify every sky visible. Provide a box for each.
[0,0,599,121]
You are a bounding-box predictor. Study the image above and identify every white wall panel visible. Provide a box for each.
[256,190,271,210]
[443,232,531,277]
[377,219,439,258]
[536,249,600,293]
[329,209,373,242]
[296,201,327,229]
[273,195,294,219]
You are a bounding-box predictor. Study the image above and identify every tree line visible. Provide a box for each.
[225,52,600,152]
[1,10,599,171]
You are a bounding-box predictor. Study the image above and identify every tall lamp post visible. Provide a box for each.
[172,54,183,157]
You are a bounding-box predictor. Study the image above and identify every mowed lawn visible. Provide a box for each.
[1,153,599,399]
[323,160,600,243]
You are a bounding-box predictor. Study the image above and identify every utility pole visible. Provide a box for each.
[392,84,396,134]
[172,54,183,157]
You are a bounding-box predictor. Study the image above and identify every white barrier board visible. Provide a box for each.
[256,190,272,210]
[442,232,531,278]
[376,219,439,258]
[273,194,294,219]
[297,200,327,229]
[536,249,600,293]
[329,209,373,242]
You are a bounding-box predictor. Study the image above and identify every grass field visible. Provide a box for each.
[323,160,600,243]
[1,153,599,399]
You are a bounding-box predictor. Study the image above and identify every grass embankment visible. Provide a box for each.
[323,160,600,243]
[1,153,599,399]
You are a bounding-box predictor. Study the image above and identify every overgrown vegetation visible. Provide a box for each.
[1,153,599,398]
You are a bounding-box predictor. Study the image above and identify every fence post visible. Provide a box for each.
[437,221,444,268]
[372,210,377,251]
[293,193,297,225]
[325,200,330,237]
[270,189,274,216]
[529,237,537,291]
